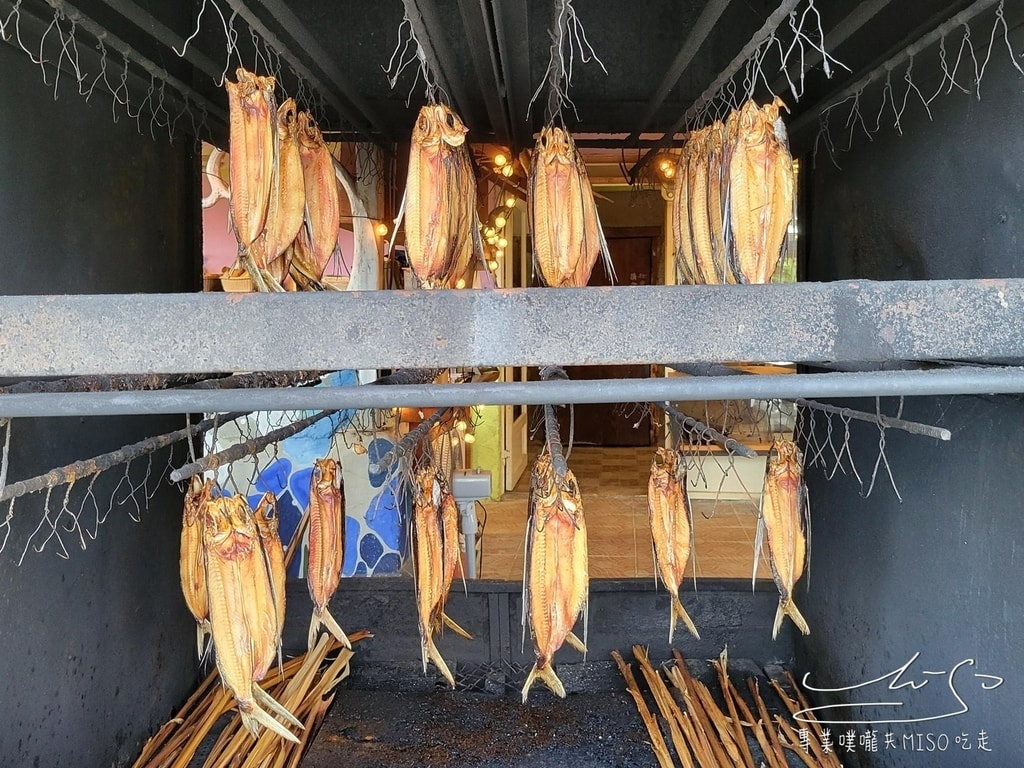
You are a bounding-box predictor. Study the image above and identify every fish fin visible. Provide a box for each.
[319,606,352,650]
[442,612,473,640]
[785,599,810,636]
[239,699,301,744]
[753,516,765,591]
[522,662,566,702]
[424,636,456,688]
[673,596,701,640]
[307,611,322,649]
[772,600,785,640]
[253,683,304,730]
[565,631,587,655]
[196,621,210,661]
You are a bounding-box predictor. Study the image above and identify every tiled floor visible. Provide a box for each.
[477,445,773,581]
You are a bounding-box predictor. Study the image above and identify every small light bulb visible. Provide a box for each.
[494,153,508,167]
[487,259,499,271]
[375,222,389,237]
[663,166,675,179]
[494,215,506,228]
[455,419,467,432]
[455,278,467,289]
[501,165,513,177]
[486,235,498,245]
[464,432,476,444]
[659,159,671,171]
[494,249,504,259]
[497,237,508,249]
[504,196,516,208]
[484,226,496,238]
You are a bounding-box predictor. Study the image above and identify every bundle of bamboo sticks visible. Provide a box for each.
[133,631,369,768]
[613,646,842,768]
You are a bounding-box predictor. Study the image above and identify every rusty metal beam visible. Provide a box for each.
[1,280,1024,377]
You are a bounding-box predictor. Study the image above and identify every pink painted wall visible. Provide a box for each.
[202,197,356,277]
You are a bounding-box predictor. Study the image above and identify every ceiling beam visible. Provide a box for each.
[402,0,475,127]
[627,0,802,184]
[457,0,513,144]
[491,0,534,151]
[221,0,382,145]
[625,0,733,143]
[254,0,390,139]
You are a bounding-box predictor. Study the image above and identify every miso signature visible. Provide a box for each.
[794,652,1004,726]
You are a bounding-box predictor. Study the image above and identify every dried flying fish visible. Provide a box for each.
[253,491,286,671]
[307,458,351,650]
[647,448,700,642]
[179,477,214,658]
[225,68,277,251]
[297,111,341,279]
[522,453,588,701]
[401,103,482,289]
[259,98,305,270]
[726,97,794,284]
[671,146,697,284]
[687,126,721,285]
[756,439,810,639]
[202,495,302,743]
[529,125,613,287]
[412,466,471,688]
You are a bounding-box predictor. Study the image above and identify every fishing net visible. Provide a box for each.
[813,0,1022,166]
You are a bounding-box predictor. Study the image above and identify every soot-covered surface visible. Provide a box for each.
[303,688,655,768]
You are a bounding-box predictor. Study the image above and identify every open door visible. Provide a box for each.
[502,203,529,491]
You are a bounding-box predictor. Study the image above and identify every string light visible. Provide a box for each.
[494,214,506,228]
[497,237,508,249]
[487,259,499,271]
[501,165,513,177]
[464,432,476,444]
[494,249,504,259]
[375,222,389,237]
[504,196,516,208]
[494,153,508,168]
[455,278,467,289]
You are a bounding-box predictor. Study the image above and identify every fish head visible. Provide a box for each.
[737,99,773,146]
[535,125,575,167]
[201,496,255,558]
[183,477,213,525]
[413,104,468,149]
[297,110,325,150]
[312,458,339,492]
[768,439,803,478]
[277,98,299,134]
[253,491,279,540]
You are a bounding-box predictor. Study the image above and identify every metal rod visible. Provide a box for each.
[187,370,330,389]
[654,402,758,458]
[0,412,247,503]
[626,0,733,141]
[169,409,339,482]
[540,366,569,479]
[788,0,1000,137]
[4,367,1024,418]
[793,398,951,440]
[628,0,802,183]
[369,407,452,478]
[43,0,228,124]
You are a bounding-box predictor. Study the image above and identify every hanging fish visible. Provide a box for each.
[202,495,302,743]
[307,458,351,649]
[726,97,795,284]
[297,110,341,279]
[225,68,277,252]
[252,491,286,670]
[258,98,305,275]
[411,465,472,688]
[647,448,700,642]
[529,125,614,287]
[522,452,589,701]
[400,103,483,288]
[756,439,810,639]
[179,477,214,658]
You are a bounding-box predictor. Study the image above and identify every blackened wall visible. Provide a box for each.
[798,18,1024,768]
[0,42,201,766]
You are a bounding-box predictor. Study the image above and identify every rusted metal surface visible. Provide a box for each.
[1,280,1023,377]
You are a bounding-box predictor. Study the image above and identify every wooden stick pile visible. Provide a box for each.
[133,631,370,768]
[612,646,842,768]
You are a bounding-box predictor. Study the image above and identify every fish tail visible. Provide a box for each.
[318,606,352,650]
[441,611,473,640]
[522,661,566,703]
[424,635,456,688]
[673,595,701,641]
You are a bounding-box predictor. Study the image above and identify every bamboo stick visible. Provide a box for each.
[670,652,735,767]
[713,651,756,768]
[675,708,714,767]
[690,679,744,765]
[633,647,694,768]
[718,673,779,768]
[748,678,788,768]
[775,715,820,768]
[612,650,677,768]
[768,678,836,767]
